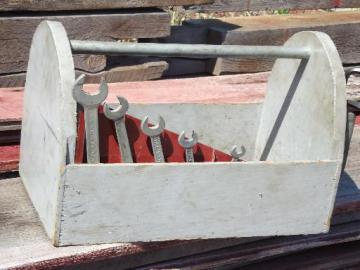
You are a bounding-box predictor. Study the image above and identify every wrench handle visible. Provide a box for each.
[115,118,133,163]
[185,148,195,163]
[84,107,100,164]
[150,136,165,163]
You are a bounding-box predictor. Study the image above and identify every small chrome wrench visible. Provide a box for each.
[178,131,198,163]
[73,74,108,164]
[141,116,166,163]
[230,145,246,162]
[104,96,133,163]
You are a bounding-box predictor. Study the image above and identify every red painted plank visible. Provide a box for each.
[0,74,268,122]
[0,145,20,173]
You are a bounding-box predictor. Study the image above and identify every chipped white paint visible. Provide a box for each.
[19,22,346,246]
[59,161,339,245]
[19,21,76,243]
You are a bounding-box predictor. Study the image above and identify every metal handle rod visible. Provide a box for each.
[70,40,311,59]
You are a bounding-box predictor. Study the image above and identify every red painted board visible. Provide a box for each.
[0,144,20,173]
[0,87,23,122]
[0,73,268,123]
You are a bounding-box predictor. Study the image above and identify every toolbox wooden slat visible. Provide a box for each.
[0,0,214,11]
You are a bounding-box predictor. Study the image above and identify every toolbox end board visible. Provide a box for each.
[19,21,77,242]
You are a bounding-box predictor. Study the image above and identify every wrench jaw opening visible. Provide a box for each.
[103,96,129,121]
[230,145,246,162]
[72,75,109,107]
[72,75,109,164]
[178,130,199,163]
[178,131,198,149]
[141,116,166,137]
[103,96,133,163]
[140,116,166,163]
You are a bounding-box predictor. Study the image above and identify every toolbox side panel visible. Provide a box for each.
[19,21,76,243]
[59,161,339,245]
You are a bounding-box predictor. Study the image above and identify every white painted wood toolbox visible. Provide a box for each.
[19,21,346,246]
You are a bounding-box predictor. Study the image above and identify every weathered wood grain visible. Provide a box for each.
[1,0,214,11]
[239,241,360,270]
[184,12,360,74]
[80,61,168,83]
[143,222,360,270]
[0,61,168,87]
[0,10,170,74]
[193,0,360,12]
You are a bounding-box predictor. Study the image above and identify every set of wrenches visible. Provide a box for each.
[73,75,245,164]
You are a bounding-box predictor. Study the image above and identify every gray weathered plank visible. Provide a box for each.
[143,222,360,269]
[193,0,360,12]
[79,61,169,84]
[0,61,168,87]
[1,0,214,11]
[0,11,170,74]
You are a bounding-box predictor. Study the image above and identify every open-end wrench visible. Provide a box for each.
[178,131,198,163]
[73,74,108,164]
[104,96,133,163]
[141,116,165,163]
[230,145,246,162]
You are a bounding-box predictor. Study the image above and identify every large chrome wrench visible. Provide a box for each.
[178,131,198,162]
[73,74,108,164]
[141,116,165,163]
[104,96,133,163]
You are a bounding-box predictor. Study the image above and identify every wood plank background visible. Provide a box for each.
[193,0,360,12]
[209,12,360,74]
[0,10,170,75]
[157,12,360,75]
[0,0,214,11]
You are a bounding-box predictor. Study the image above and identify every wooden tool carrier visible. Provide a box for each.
[20,21,346,246]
